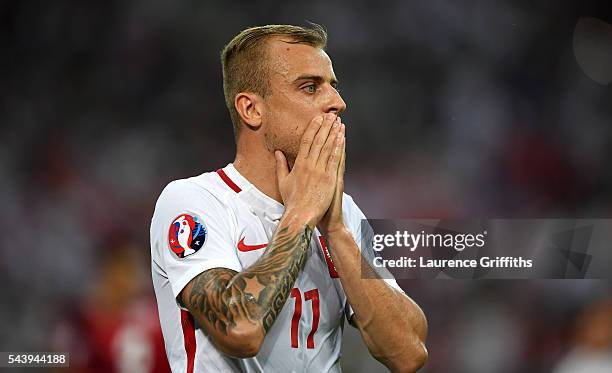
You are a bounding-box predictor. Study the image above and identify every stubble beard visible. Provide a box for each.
[264,130,299,170]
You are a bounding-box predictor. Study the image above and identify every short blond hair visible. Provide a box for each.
[221,24,327,136]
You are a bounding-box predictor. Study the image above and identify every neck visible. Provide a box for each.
[233,147,283,204]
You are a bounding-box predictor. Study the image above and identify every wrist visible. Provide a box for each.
[320,224,350,239]
[282,207,318,231]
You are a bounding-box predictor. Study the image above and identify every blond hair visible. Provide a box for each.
[221,24,327,135]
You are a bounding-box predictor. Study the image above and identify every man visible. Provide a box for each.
[151,24,427,373]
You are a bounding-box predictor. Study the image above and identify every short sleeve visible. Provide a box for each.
[150,180,242,301]
[341,194,404,321]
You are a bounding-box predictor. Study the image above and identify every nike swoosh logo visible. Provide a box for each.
[237,237,268,252]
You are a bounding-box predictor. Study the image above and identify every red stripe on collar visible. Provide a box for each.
[216,168,242,193]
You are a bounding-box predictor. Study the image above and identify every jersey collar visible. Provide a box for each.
[221,163,285,221]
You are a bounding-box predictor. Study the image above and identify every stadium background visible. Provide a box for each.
[2,1,612,372]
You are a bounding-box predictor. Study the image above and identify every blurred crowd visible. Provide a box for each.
[1,1,611,372]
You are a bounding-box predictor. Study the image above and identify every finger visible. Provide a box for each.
[334,125,346,200]
[317,116,341,169]
[326,121,345,173]
[333,146,345,209]
[308,113,337,165]
[338,123,346,176]
[275,150,289,183]
[296,116,324,164]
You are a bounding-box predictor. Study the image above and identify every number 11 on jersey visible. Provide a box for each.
[290,288,320,348]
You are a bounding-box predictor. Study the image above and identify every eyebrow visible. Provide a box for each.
[292,74,339,86]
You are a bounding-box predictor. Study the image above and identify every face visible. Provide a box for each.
[261,37,346,166]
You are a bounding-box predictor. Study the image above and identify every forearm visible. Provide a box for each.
[324,227,428,372]
[181,209,314,355]
[228,209,314,332]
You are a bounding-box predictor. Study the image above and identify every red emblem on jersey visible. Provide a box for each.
[168,214,207,258]
[237,237,268,252]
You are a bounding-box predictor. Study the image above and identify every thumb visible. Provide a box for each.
[275,150,289,182]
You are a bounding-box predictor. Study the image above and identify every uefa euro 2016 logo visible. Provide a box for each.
[168,213,207,258]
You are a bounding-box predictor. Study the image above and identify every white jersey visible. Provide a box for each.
[150,163,401,373]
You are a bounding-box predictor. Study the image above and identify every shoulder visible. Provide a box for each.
[341,192,368,238]
[155,171,230,210]
[150,170,240,261]
[341,192,366,222]
[151,170,237,235]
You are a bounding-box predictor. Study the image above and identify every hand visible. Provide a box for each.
[275,113,344,228]
[318,119,347,235]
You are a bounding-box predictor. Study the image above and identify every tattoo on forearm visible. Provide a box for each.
[183,224,313,335]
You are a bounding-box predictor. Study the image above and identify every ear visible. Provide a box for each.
[235,92,263,129]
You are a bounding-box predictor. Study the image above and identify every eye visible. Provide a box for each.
[302,84,317,93]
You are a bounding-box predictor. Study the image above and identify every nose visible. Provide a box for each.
[324,85,347,114]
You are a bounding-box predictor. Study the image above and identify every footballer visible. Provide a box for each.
[150,24,428,373]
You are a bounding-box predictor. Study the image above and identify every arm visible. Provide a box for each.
[324,229,428,372]
[179,113,344,357]
[179,213,313,357]
[319,121,428,373]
